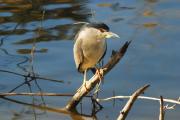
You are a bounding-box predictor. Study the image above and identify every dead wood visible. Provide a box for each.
[117,84,150,120]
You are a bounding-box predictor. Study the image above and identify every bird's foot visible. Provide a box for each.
[96,68,107,80]
[83,81,89,91]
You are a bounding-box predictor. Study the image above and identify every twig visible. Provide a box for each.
[96,96,180,105]
[28,78,37,120]
[0,69,25,77]
[35,76,64,83]
[0,69,64,83]
[117,84,150,120]
[65,41,131,111]
[0,92,92,97]
[159,96,165,120]
[163,97,180,110]
[164,104,176,110]
[91,97,103,115]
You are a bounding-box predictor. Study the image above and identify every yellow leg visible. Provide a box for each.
[83,69,87,84]
[94,68,104,94]
[77,69,87,92]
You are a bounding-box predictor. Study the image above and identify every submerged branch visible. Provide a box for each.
[0,69,64,83]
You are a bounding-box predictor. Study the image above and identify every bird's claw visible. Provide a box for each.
[96,68,107,80]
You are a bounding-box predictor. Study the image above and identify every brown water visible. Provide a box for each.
[0,0,180,120]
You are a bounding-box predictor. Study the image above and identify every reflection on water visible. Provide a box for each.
[17,48,48,54]
[0,0,91,46]
[0,40,29,71]
[0,0,180,120]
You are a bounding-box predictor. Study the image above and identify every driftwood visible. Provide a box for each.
[65,41,131,110]
[117,84,150,120]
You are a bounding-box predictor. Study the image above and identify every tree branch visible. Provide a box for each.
[96,96,180,105]
[65,41,131,111]
[0,92,89,97]
[117,84,150,120]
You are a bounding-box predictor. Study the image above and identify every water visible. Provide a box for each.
[0,0,180,120]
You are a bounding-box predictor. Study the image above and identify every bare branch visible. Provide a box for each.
[163,97,180,110]
[159,96,165,120]
[0,92,91,97]
[0,69,64,83]
[65,41,131,111]
[117,84,150,120]
[164,104,176,110]
[96,96,180,105]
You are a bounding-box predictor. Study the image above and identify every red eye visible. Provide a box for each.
[99,28,106,32]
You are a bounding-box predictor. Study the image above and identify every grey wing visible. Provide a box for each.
[73,38,84,72]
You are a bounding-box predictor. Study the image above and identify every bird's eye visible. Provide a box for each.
[99,28,106,33]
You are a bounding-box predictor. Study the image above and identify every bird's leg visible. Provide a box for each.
[77,69,88,92]
[83,69,87,85]
[94,68,106,94]
[83,69,89,91]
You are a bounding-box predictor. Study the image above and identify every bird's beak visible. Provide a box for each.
[104,32,120,39]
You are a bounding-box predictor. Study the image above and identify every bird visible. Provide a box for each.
[73,22,119,91]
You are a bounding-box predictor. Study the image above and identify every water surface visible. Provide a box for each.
[0,0,180,120]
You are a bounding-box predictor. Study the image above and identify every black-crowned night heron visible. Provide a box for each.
[73,22,119,91]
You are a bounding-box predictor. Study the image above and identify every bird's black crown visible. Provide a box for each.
[87,22,109,31]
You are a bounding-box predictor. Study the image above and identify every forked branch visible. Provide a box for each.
[117,84,150,120]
